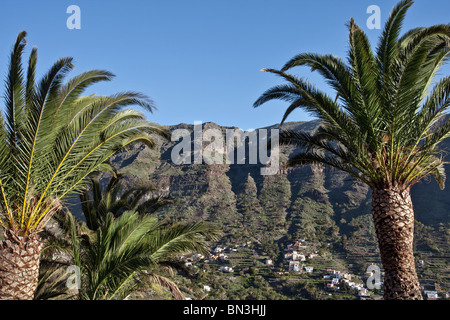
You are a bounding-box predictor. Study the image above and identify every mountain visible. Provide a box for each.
[81,119,449,299]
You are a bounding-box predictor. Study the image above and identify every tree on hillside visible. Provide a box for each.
[236,173,263,237]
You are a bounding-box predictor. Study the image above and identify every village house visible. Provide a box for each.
[219,266,233,273]
[353,283,364,290]
[326,282,338,290]
[358,288,370,298]
[423,290,439,300]
[289,261,301,272]
[343,280,354,287]
[213,246,224,253]
[343,273,352,280]
[304,266,314,273]
[326,269,337,275]
[325,269,343,280]
[292,252,306,261]
[308,253,318,259]
[192,253,205,261]
[284,250,307,261]
[203,285,211,292]
[218,253,228,261]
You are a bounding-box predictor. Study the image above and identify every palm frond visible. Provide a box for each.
[146,273,185,300]
[80,211,218,300]
[286,151,367,184]
[254,1,450,191]
[0,32,168,235]
[376,0,414,78]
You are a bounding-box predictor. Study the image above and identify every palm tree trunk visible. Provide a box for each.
[0,230,41,300]
[372,187,422,300]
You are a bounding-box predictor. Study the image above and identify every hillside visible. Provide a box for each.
[85,120,449,300]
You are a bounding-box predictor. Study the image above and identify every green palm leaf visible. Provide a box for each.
[254,4,450,191]
[0,32,168,234]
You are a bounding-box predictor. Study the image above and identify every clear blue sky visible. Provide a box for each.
[0,0,449,130]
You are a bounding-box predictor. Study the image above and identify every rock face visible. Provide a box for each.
[103,120,449,248]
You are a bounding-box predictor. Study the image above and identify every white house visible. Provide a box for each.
[358,288,370,297]
[426,292,438,300]
[219,266,233,273]
[345,281,355,287]
[309,253,318,259]
[289,261,301,272]
[326,283,337,290]
[193,253,205,260]
[203,285,211,292]
[213,246,223,253]
[352,283,364,290]
[304,266,312,273]
[424,291,439,300]
[292,253,306,261]
[218,254,228,261]
[343,273,352,280]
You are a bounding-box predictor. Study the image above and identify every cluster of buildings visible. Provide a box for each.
[184,246,232,267]
[288,261,314,273]
[208,245,236,273]
[324,269,370,298]
[183,241,448,300]
[183,253,205,267]
[283,239,318,273]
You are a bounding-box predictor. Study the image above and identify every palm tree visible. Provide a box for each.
[40,209,220,300]
[38,173,219,300]
[0,31,169,300]
[254,0,449,300]
[81,211,219,300]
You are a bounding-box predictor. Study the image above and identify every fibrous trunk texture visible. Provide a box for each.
[0,230,41,300]
[372,187,422,300]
